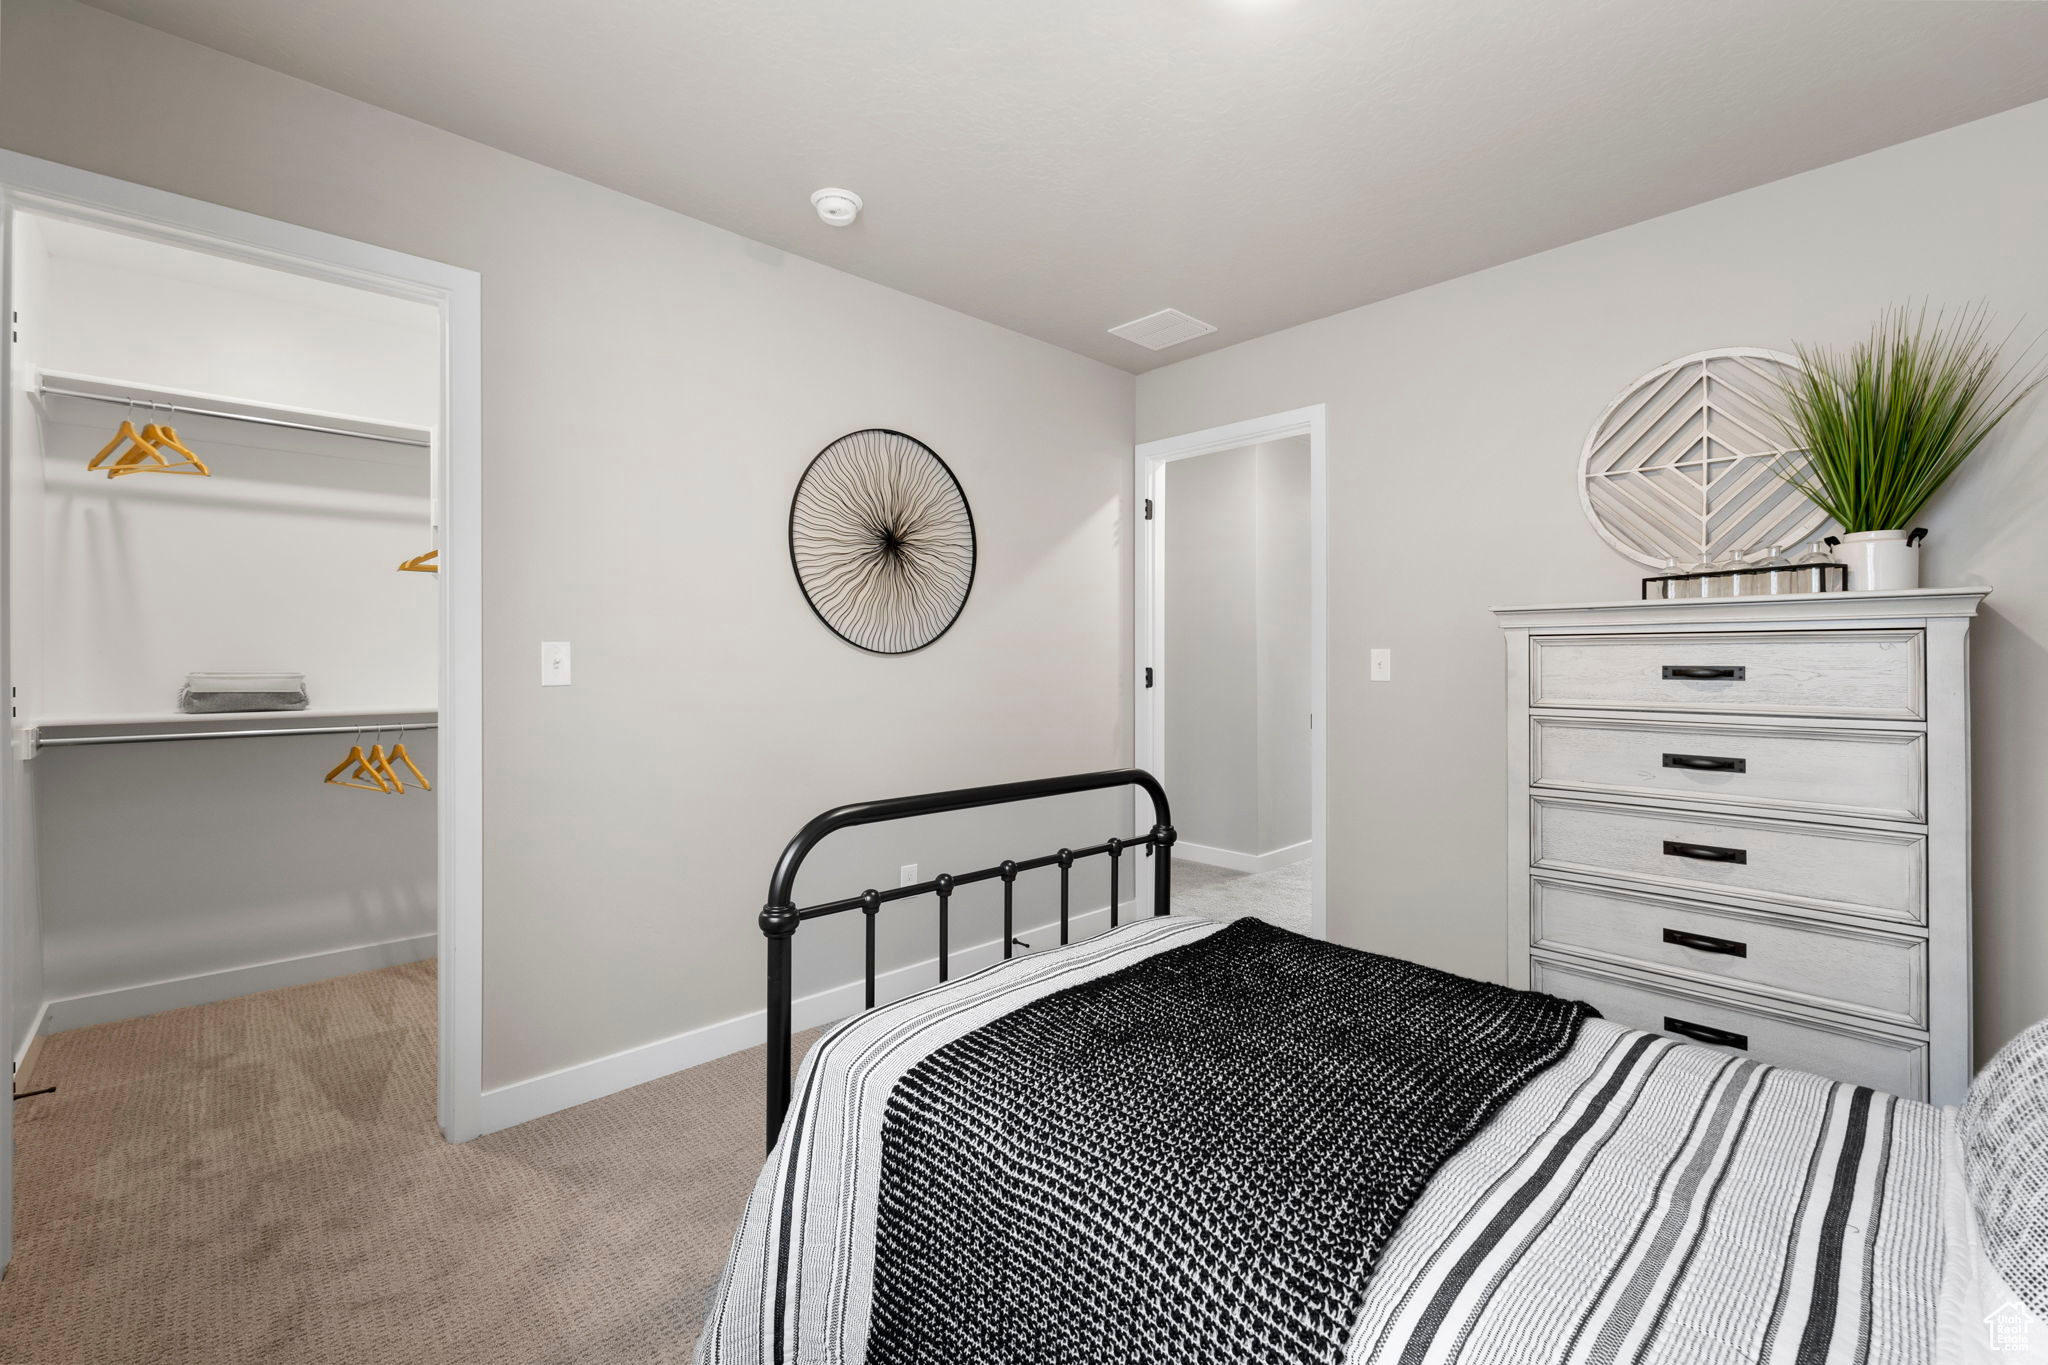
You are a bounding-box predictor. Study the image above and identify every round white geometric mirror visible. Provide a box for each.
[1579,348,1826,568]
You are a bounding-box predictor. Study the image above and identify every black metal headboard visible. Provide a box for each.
[758,768,1175,1149]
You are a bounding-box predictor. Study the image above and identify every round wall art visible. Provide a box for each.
[789,428,976,654]
[1580,348,1825,568]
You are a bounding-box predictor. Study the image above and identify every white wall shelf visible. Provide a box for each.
[18,708,439,759]
[35,368,431,449]
[32,706,436,731]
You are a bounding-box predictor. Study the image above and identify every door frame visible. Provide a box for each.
[0,153,486,1255]
[1133,405,1327,937]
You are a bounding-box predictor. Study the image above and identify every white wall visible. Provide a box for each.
[32,404,436,719]
[1164,447,1258,854]
[27,223,438,720]
[34,730,437,1024]
[0,0,1136,1095]
[38,234,438,427]
[1137,97,2048,1062]
[1162,437,1310,861]
[1253,439,1310,854]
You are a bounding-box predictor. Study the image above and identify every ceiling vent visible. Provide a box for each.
[1108,308,1217,351]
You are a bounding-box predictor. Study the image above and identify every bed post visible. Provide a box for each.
[1152,820,1174,916]
[760,900,799,1151]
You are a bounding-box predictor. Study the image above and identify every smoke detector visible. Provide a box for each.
[811,188,863,228]
[1108,308,1217,351]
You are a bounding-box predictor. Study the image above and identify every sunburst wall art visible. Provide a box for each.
[789,429,976,654]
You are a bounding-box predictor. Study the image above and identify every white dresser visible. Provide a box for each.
[1494,589,1987,1105]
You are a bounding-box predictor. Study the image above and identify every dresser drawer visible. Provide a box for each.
[1531,796,1925,924]
[1532,956,1927,1098]
[1530,715,1925,821]
[1530,630,1924,719]
[1530,877,1926,1027]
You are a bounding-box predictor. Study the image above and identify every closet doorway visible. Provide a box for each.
[0,152,482,1266]
[1134,407,1327,937]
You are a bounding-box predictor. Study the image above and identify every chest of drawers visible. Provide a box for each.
[1494,589,1988,1104]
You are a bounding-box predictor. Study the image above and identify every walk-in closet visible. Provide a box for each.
[4,212,443,1099]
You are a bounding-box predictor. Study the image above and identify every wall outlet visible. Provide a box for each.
[541,641,572,686]
[1370,647,1392,682]
[899,863,919,887]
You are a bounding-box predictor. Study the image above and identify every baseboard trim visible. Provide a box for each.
[41,932,438,1034]
[13,999,49,1079]
[477,898,1134,1136]
[1175,839,1311,876]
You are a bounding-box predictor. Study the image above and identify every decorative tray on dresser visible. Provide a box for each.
[1493,588,1988,1105]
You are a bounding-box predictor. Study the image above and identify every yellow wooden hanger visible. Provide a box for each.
[89,401,171,474]
[397,549,439,573]
[389,738,432,792]
[105,443,165,475]
[365,740,406,794]
[91,404,208,479]
[88,414,163,473]
[323,740,392,793]
[109,412,210,478]
[147,423,212,476]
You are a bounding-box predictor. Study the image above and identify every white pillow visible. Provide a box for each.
[1961,1018,2048,1317]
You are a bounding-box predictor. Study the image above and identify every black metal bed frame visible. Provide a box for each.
[758,768,1175,1149]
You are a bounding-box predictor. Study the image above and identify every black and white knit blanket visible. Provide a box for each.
[700,919,1964,1365]
[703,918,1592,1365]
[864,918,1593,1364]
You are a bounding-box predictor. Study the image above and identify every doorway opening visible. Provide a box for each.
[0,151,482,1268]
[1135,407,1327,937]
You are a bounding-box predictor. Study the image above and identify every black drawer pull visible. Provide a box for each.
[1662,752,1746,773]
[1663,839,1747,865]
[1664,1016,1748,1050]
[1662,665,1746,681]
[1662,928,1748,957]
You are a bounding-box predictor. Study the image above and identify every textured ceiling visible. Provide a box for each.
[80,0,2048,371]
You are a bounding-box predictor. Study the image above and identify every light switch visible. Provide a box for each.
[1370,648,1392,682]
[541,641,572,686]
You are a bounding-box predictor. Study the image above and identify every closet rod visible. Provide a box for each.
[37,722,437,750]
[38,385,431,449]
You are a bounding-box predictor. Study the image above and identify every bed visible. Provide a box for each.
[701,770,2046,1365]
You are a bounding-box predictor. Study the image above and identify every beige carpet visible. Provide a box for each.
[1173,855,1314,934]
[0,962,798,1365]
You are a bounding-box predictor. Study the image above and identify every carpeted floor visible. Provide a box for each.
[1172,855,1313,934]
[0,962,798,1365]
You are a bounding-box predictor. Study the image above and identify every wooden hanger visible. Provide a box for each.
[109,415,210,478]
[397,550,439,573]
[91,404,210,479]
[147,423,212,476]
[389,739,432,792]
[323,742,392,793]
[365,741,406,794]
[87,418,162,473]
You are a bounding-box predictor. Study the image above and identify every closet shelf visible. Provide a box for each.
[32,706,437,733]
[35,369,432,449]
[22,708,438,756]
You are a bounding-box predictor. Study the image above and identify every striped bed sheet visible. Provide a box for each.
[698,918,1980,1365]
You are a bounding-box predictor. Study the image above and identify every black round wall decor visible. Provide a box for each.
[789,429,976,655]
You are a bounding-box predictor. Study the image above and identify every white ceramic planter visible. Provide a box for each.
[1837,529,1923,591]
